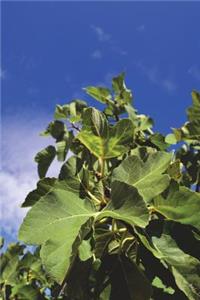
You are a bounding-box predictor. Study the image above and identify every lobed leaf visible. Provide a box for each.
[152,234,200,300]
[35,146,56,178]
[99,181,149,228]
[153,186,200,231]
[84,86,112,104]
[77,109,134,159]
[19,188,96,283]
[22,177,57,207]
[112,152,172,202]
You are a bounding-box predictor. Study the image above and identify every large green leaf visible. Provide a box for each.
[77,109,134,159]
[22,177,57,207]
[22,177,70,208]
[19,181,149,283]
[35,146,56,178]
[100,181,149,228]
[18,188,96,283]
[152,234,200,300]
[112,152,171,202]
[153,186,200,231]
[59,156,83,192]
[59,156,95,201]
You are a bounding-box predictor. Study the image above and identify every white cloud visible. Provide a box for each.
[91,50,102,59]
[0,116,61,241]
[134,61,177,93]
[188,65,200,81]
[91,25,111,42]
[0,172,31,238]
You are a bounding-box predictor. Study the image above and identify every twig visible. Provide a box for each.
[71,123,80,132]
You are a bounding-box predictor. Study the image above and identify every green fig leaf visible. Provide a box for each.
[153,186,200,231]
[35,146,56,179]
[77,110,134,159]
[19,188,96,283]
[153,234,200,300]
[99,181,149,228]
[112,152,171,202]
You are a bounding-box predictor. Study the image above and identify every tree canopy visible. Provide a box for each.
[1,73,200,300]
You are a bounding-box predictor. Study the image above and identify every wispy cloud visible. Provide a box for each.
[91,25,127,57]
[65,75,71,84]
[162,79,176,92]
[0,116,61,241]
[93,70,124,88]
[135,62,158,83]
[91,25,111,42]
[134,61,177,93]
[91,50,102,60]
[188,65,200,81]
[27,87,40,96]
[19,55,38,70]
[0,68,7,80]
[136,24,145,32]
[112,46,127,56]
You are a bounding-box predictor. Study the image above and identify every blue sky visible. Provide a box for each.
[1,2,200,243]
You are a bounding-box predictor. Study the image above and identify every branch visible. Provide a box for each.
[71,123,80,132]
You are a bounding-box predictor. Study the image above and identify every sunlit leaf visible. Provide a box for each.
[112,152,171,202]
[19,188,96,283]
[22,177,57,207]
[77,110,134,159]
[84,86,112,103]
